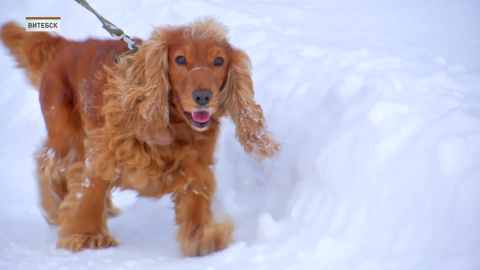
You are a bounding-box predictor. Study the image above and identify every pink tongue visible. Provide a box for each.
[192,111,210,123]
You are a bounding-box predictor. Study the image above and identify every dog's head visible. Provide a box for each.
[106,18,279,160]
[166,21,229,131]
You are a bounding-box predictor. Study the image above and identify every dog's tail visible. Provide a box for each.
[1,22,66,89]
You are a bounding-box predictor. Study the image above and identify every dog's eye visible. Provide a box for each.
[175,56,186,65]
[214,57,223,67]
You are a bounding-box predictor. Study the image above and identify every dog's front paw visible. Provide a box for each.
[57,233,118,252]
[178,221,234,257]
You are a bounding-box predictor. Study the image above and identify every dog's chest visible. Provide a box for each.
[115,124,218,196]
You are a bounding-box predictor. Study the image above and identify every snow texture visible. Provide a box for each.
[1,0,480,269]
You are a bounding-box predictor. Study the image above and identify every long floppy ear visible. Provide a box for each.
[103,28,172,145]
[220,46,280,161]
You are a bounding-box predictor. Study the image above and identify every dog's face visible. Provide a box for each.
[111,18,279,159]
[167,29,230,131]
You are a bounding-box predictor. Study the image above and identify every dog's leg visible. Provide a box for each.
[56,161,117,252]
[173,159,233,257]
[35,143,72,225]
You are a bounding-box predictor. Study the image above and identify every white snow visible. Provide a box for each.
[1,0,480,269]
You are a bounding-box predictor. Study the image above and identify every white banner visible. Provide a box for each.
[26,17,61,32]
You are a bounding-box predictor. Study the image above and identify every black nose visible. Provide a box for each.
[192,89,213,105]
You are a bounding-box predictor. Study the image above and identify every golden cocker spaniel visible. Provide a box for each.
[1,18,279,256]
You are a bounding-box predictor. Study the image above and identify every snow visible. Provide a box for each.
[1,0,480,269]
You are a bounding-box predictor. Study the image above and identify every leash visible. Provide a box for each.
[74,0,140,62]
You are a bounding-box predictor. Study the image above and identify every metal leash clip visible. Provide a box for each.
[74,0,140,63]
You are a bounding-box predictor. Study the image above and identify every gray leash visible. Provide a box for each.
[74,0,140,61]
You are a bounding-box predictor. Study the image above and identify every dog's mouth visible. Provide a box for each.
[184,110,211,129]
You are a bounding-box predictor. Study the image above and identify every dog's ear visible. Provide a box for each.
[103,28,172,145]
[219,46,280,161]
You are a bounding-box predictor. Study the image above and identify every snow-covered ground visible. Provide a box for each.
[1,0,480,269]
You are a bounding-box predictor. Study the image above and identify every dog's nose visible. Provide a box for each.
[192,89,213,105]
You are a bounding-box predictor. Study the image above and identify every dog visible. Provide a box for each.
[0,18,279,256]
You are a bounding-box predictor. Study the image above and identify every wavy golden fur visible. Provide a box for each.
[0,18,279,256]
